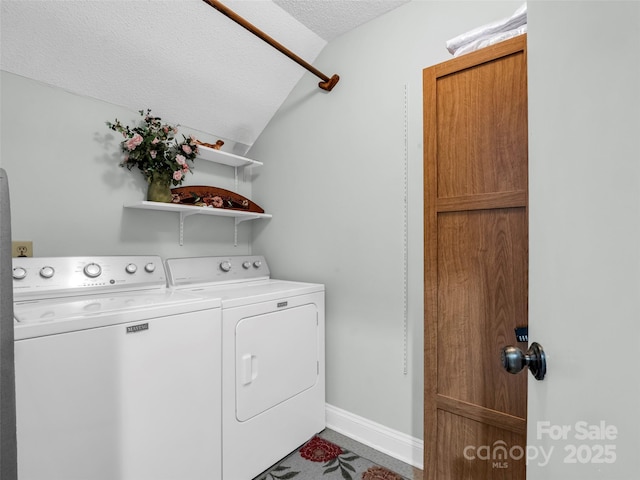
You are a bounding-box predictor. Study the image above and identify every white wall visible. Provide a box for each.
[249,0,523,442]
[0,0,524,460]
[528,1,640,478]
[0,72,255,258]
[11,0,621,468]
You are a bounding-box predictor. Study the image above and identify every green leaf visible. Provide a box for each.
[340,466,353,480]
[323,465,340,473]
[341,462,356,472]
[274,471,300,479]
[339,455,359,462]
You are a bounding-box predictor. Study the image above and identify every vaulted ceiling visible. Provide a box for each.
[1,0,409,149]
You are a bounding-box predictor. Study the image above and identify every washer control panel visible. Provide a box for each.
[12,256,166,299]
[165,255,270,287]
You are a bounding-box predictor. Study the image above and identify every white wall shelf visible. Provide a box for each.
[124,201,272,246]
[196,145,263,168]
[196,145,262,189]
[124,148,266,245]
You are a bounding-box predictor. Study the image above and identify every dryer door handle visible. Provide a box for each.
[241,354,258,385]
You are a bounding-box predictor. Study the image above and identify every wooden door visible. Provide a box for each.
[423,35,528,479]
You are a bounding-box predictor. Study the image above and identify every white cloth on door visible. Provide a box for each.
[446,3,527,56]
[453,24,527,57]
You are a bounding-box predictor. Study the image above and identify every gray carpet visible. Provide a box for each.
[254,433,411,480]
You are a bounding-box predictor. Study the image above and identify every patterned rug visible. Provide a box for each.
[255,435,410,480]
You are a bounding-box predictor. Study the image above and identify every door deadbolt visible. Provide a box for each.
[501,342,546,381]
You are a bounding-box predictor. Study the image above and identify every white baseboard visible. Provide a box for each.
[325,403,424,470]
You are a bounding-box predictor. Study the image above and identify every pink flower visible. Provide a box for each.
[150,150,157,159]
[211,196,223,208]
[182,144,192,155]
[125,134,143,151]
[175,154,186,166]
[173,170,183,181]
[152,137,160,144]
[183,164,189,172]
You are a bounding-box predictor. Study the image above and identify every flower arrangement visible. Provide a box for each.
[107,109,199,186]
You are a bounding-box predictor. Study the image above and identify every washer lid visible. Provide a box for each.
[14,290,220,339]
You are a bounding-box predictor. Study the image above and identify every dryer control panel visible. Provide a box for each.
[166,255,270,287]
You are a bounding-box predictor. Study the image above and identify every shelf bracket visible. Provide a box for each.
[124,201,270,247]
[235,165,253,190]
[234,215,259,226]
[179,210,199,246]
[233,215,260,247]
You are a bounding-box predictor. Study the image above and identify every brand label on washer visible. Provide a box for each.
[277,301,288,308]
[126,323,149,334]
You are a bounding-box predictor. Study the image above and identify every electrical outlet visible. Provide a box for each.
[12,241,33,258]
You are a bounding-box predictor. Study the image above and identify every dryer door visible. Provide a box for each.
[235,303,319,422]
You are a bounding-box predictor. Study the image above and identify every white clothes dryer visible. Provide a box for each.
[166,255,325,480]
[12,256,222,480]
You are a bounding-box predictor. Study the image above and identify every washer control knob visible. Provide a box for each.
[12,267,27,280]
[253,260,262,269]
[125,263,138,274]
[84,263,102,278]
[242,261,251,269]
[144,263,156,273]
[40,266,55,279]
[220,261,232,272]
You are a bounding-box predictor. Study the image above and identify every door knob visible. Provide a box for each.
[501,342,547,381]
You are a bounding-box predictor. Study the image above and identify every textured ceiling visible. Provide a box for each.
[0,0,409,149]
[274,0,409,41]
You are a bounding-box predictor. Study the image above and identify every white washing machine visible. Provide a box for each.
[12,256,222,480]
[165,255,325,480]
